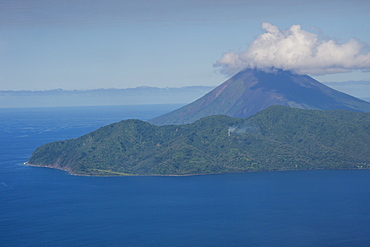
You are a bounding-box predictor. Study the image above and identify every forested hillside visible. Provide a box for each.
[28,106,370,176]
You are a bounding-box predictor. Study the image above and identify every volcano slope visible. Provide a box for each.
[28,106,370,176]
[149,69,370,126]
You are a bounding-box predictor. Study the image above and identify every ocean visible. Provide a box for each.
[1,105,370,247]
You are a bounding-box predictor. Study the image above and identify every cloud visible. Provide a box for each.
[215,23,370,75]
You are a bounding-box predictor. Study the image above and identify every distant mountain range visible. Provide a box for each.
[2,77,369,109]
[149,69,370,125]
[0,86,215,108]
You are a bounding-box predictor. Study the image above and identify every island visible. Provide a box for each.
[27,105,370,176]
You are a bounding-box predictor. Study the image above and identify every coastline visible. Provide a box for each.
[23,162,369,178]
[24,162,77,175]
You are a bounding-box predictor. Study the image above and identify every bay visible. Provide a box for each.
[1,105,370,246]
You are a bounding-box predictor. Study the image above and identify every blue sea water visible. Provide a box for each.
[1,105,370,247]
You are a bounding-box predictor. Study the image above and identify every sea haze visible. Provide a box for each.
[0,87,215,108]
[1,105,370,246]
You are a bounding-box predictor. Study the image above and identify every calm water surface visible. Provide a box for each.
[1,105,369,247]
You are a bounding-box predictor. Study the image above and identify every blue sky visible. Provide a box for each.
[1,0,370,94]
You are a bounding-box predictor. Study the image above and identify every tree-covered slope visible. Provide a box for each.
[28,106,370,176]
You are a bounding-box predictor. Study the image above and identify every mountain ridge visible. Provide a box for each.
[28,105,370,176]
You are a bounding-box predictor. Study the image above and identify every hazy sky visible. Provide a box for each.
[1,0,370,91]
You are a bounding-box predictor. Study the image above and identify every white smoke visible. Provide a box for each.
[215,23,370,75]
[228,123,259,136]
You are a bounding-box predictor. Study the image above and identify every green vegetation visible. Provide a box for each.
[28,106,370,176]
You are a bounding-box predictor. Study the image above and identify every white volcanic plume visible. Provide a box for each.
[215,23,370,75]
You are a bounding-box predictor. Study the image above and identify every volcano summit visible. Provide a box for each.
[149,69,370,125]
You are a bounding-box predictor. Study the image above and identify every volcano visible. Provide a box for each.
[149,69,370,125]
